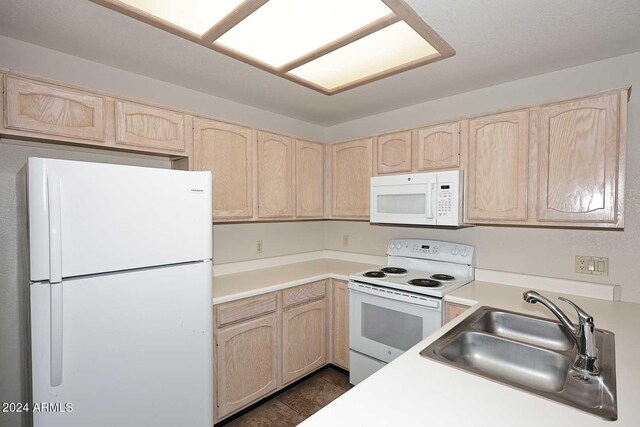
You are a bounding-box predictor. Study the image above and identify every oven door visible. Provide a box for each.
[349,284,442,363]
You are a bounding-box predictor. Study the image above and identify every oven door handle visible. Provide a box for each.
[348,282,441,309]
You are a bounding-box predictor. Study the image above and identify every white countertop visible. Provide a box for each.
[212,258,376,304]
[301,280,640,426]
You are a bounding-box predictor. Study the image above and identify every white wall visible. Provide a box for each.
[324,52,640,304]
[0,35,326,142]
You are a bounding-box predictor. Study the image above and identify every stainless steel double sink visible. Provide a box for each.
[420,307,617,420]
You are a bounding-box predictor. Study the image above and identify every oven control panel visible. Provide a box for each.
[386,239,474,264]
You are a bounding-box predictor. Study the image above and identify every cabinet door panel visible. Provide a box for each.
[194,118,253,219]
[333,280,349,369]
[258,131,294,218]
[417,122,460,170]
[376,131,412,174]
[296,140,324,217]
[282,300,326,385]
[331,139,372,218]
[536,94,619,223]
[216,314,278,419]
[115,100,186,152]
[5,76,106,141]
[467,110,529,221]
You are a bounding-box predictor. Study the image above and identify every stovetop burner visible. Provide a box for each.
[380,267,408,275]
[430,274,455,281]
[408,278,442,287]
[363,271,386,278]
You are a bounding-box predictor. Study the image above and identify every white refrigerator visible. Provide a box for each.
[21,158,213,427]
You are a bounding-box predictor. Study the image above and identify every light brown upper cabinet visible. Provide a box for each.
[193,118,253,220]
[533,92,625,226]
[466,110,529,222]
[331,138,373,218]
[282,299,327,385]
[4,75,106,141]
[257,131,294,218]
[295,140,324,218]
[115,100,187,153]
[375,130,412,174]
[417,121,461,170]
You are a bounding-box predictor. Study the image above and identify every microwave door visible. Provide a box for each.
[370,183,437,225]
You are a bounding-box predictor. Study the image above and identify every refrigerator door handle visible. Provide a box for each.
[50,282,63,386]
[47,172,63,386]
[47,173,62,283]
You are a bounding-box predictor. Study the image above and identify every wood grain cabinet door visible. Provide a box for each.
[282,299,327,385]
[535,93,621,224]
[295,140,324,218]
[417,121,460,170]
[466,110,529,222]
[216,314,279,419]
[257,131,294,218]
[115,100,186,152]
[331,138,373,218]
[332,280,349,370]
[194,118,253,219]
[376,130,412,174]
[5,76,106,141]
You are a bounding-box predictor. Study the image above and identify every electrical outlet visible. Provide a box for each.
[256,240,263,254]
[575,256,608,276]
[342,235,349,247]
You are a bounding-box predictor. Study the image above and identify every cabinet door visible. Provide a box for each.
[115,100,186,152]
[331,138,373,218]
[376,130,412,174]
[295,140,324,218]
[282,299,327,385]
[194,118,253,219]
[417,122,460,170]
[333,280,349,370]
[444,302,469,324]
[5,76,106,141]
[257,131,294,218]
[466,110,529,221]
[535,93,620,224]
[216,314,279,419]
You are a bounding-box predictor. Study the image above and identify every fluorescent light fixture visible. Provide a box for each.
[288,21,438,91]
[215,0,393,68]
[116,0,245,35]
[91,0,455,94]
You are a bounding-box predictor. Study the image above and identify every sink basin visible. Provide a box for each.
[421,307,617,420]
[439,331,571,393]
[471,310,575,351]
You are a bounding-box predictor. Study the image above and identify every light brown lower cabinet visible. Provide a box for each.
[444,302,470,323]
[282,299,327,385]
[214,280,346,422]
[215,313,279,419]
[332,279,350,369]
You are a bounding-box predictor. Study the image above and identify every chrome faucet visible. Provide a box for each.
[523,290,599,375]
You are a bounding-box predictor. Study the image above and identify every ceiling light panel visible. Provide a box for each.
[118,0,245,36]
[215,0,393,68]
[288,21,438,91]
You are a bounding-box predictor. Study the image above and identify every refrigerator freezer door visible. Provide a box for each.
[27,158,212,281]
[29,261,213,427]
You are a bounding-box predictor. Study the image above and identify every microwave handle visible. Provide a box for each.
[426,183,435,219]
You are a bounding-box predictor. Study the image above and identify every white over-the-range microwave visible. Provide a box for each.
[370,170,464,226]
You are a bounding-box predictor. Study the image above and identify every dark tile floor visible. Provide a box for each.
[224,367,352,426]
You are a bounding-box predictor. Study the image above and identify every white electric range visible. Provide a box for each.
[348,239,475,385]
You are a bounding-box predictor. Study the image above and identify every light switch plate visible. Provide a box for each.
[575,255,608,276]
[256,240,263,254]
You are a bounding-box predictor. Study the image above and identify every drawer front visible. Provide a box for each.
[115,100,186,152]
[5,76,106,141]
[283,281,326,308]
[215,293,278,327]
